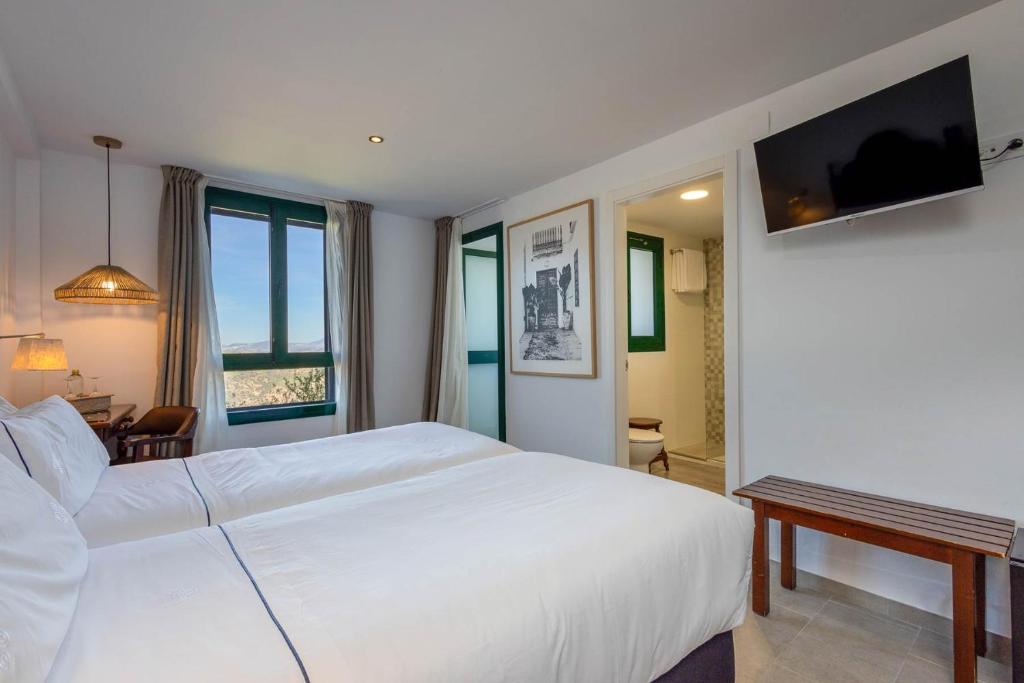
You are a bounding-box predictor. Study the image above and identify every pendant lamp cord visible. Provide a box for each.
[106,143,112,266]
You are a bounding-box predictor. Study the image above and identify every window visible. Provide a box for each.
[206,187,334,425]
[627,231,665,352]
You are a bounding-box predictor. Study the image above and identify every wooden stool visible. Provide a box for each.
[628,417,669,473]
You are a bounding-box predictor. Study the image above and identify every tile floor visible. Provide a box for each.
[651,453,725,495]
[734,576,1011,683]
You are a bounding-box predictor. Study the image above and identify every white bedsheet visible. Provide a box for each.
[74,422,518,547]
[51,452,753,683]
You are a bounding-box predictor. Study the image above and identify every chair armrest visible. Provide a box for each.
[120,433,190,447]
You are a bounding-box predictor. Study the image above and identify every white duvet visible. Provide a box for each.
[51,452,753,683]
[74,422,518,547]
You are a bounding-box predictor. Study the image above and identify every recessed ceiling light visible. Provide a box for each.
[368,135,384,144]
[680,189,709,201]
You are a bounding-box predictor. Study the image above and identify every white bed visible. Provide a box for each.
[49,452,753,683]
[73,421,519,547]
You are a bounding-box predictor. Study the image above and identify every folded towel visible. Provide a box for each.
[671,248,706,293]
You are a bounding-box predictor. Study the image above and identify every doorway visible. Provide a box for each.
[610,155,740,499]
[462,222,506,440]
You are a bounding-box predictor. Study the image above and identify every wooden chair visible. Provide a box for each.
[116,406,199,463]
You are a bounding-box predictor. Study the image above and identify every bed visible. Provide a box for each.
[45,452,752,682]
[0,397,518,548]
[82,421,520,547]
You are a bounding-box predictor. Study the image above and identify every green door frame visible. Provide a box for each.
[626,230,666,352]
[461,222,506,441]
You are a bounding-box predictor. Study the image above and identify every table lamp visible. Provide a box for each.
[3,334,69,400]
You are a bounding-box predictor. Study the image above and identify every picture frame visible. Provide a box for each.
[506,199,596,378]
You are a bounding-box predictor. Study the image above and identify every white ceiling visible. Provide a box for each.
[627,173,723,239]
[0,0,997,218]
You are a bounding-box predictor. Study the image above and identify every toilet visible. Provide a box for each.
[628,428,666,471]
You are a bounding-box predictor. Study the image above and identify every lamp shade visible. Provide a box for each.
[54,264,158,304]
[11,337,68,371]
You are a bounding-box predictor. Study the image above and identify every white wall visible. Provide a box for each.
[38,149,162,411]
[467,0,1024,634]
[11,158,41,404]
[11,149,433,448]
[0,128,15,397]
[626,222,705,451]
[371,211,434,428]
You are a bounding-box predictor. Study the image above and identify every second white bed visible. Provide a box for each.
[52,452,753,683]
[74,422,518,547]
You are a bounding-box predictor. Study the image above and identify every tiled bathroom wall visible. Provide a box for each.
[703,238,724,446]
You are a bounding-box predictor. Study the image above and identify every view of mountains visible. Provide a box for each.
[222,338,325,354]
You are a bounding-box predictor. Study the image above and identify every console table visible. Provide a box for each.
[734,476,1016,683]
[85,403,135,458]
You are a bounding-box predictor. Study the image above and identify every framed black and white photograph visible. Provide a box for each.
[506,199,596,378]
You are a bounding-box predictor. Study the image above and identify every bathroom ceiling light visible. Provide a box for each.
[680,189,709,201]
[368,135,384,143]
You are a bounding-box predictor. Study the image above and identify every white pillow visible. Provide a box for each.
[0,396,110,514]
[0,395,15,417]
[0,451,88,681]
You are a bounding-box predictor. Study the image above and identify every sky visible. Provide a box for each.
[210,213,325,349]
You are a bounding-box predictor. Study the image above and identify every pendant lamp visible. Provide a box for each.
[53,136,158,304]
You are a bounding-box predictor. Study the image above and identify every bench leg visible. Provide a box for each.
[752,501,770,616]
[952,550,979,683]
[781,522,796,590]
[975,554,986,657]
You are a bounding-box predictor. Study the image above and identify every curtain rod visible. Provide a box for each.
[456,198,504,220]
[206,174,503,220]
[205,174,348,206]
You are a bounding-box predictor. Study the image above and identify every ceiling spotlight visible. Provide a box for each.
[368,135,384,144]
[680,189,709,201]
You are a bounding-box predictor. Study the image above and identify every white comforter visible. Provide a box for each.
[51,452,753,683]
[74,422,518,547]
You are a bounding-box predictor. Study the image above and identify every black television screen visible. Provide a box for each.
[754,56,983,235]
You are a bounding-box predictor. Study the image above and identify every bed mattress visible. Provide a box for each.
[74,422,518,547]
[51,452,752,682]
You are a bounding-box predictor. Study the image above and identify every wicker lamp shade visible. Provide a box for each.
[10,337,68,371]
[54,264,158,304]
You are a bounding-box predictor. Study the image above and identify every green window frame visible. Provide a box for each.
[460,223,506,442]
[627,231,666,352]
[205,187,335,425]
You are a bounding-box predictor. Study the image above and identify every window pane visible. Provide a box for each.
[287,221,326,352]
[629,247,655,337]
[211,211,271,353]
[224,368,328,409]
[464,252,498,351]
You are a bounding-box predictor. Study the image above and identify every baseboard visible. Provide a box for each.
[769,560,1013,666]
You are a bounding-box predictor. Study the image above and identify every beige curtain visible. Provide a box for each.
[423,217,453,421]
[346,201,374,432]
[324,201,349,436]
[154,166,205,408]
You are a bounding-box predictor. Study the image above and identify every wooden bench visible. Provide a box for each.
[1011,528,1023,683]
[733,476,1016,683]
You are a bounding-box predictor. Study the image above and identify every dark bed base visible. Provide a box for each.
[653,630,735,683]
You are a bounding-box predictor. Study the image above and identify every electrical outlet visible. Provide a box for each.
[979,131,1024,167]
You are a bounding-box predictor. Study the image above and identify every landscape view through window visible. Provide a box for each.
[211,212,328,409]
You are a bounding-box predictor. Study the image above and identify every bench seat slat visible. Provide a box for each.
[741,483,1011,554]
[765,476,1013,528]
[737,487,1009,557]
[735,478,1014,558]
[756,478,1013,537]
[747,480,1014,545]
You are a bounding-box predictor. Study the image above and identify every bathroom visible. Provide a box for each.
[625,173,725,495]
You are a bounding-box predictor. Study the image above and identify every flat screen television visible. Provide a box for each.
[754,56,983,235]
